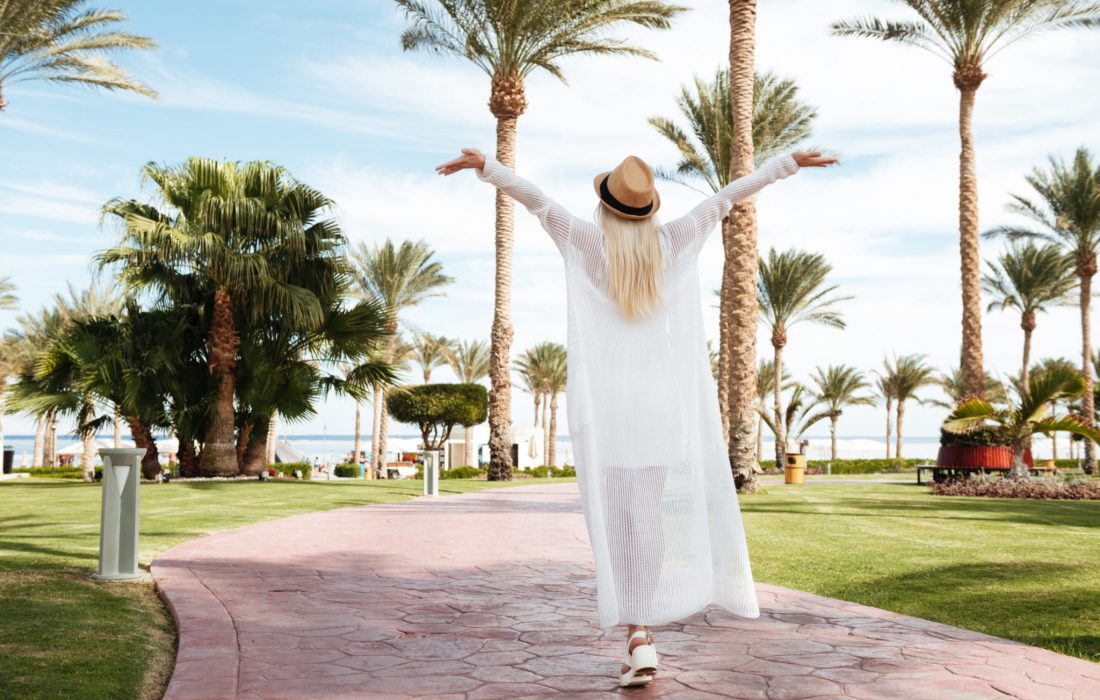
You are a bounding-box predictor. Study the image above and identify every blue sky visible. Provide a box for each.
[3,0,1100,443]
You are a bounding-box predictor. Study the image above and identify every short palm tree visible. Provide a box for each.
[985,148,1100,473]
[873,373,894,460]
[833,1,1100,401]
[411,332,455,383]
[1032,356,1084,460]
[445,339,490,466]
[811,365,875,461]
[350,239,452,478]
[651,67,815,493]
[758,384,829,458]
[101,158,347,477]
[513,342,562,467]
[542,344,567,469]
[758,248,850,466]
[929,366,1009,410]
[946,365,1100,479]
[983,243,1075,389]
[396,0,686,481]
[756,358,792,463]
[0,0,156,112]
[882,354,937,460]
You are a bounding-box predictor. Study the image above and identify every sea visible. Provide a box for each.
[4,433,1064,467]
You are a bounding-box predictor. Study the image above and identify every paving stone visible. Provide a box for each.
[153,482,1100,699]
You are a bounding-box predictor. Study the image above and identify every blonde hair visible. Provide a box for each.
[597,206,663,319]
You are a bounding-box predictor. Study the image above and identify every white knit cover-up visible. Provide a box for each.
[477,153,801,628]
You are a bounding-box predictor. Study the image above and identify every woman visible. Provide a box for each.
[436,146,836,687]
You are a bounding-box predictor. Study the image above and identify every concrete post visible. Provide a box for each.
[93,447,148,581]
[423,449,439,497]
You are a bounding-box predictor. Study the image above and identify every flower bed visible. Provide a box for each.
[930,474,1100,500]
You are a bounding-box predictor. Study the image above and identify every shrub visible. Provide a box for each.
[940,425,1008,447]
[527,465,577,478]
[13,466,89,479]
[387,383,488,450]
[333,464,360,478]
[930,473,1100,499]
[758,458,924,474]
[269,462,312,480]
[441,465,485,479]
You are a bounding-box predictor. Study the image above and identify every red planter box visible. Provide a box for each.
[936,445,1034,470]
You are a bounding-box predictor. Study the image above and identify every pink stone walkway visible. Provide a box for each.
[151,483,1100,699]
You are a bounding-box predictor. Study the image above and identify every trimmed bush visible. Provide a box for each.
[526,465,576,478]
[441,465,485,479]
[13,466,89,479]
[269,462,312,480]
[940,425,1008,447]
[758,458,924,474]
[930,474,1100,500]
[333,464,360,478]
[387,383,488,450]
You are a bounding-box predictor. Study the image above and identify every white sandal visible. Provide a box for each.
[619,630,658,687]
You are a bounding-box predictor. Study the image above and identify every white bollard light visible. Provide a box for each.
[423,450,440,497]
[94,447,149,581]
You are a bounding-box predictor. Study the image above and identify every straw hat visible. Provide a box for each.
[593,155,661,220]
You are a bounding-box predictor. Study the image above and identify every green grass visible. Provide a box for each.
[741,483,1100,662]
[0,477,559,699]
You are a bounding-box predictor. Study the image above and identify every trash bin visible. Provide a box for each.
[784,453,805,484]
[2,447,13,474]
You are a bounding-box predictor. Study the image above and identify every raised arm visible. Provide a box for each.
[436,147,577,254]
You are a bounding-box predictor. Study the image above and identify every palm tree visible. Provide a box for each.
[985,148,1100,473]
[811,365,875,461]
[983,243,1075,389]
[350,239,452,478]
[758,384,829,458]
[758,248,850,466]
[396,0,686,481]
[947,365,1100,479]
[411,332,455,383]
[0,277,18,454]
[755,358,792,463]
[882,354,937,461]
[0,1,156,112]
[833,2,1100,401]
[100,158,350,476]
[0,276,16,310]
[513,342,558,466]
[873,373,893,460]
[930,366,1009,410]
[445,339,490,466]
[542,344,567,468]
[651,67,815,493]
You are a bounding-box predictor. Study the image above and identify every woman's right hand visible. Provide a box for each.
[435,148,487,176]
[792,151,838,168]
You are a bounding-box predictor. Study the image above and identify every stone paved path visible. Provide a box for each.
[152,483,1100,699]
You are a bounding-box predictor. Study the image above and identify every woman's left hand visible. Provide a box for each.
[435,148,487,176]
[792,151,839,168]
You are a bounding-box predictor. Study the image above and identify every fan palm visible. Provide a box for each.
[758,384,829,457]
[411,332,455,383]
[651,67,815,494]
[100,158,350,476]
[350,239,452,478]
[396,0,686,481]
[811,365,875,461]
[0,0,156,112]
[946,365,1100,479]
[758,248,850,465]
[881,354,938,460]
[833,1,1100,401]
[445,339,490,466]
[983,242,1075,389]
[985,148,1100,473]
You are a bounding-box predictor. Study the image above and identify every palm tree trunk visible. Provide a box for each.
[113,406,122,447]
[1008,443,1029,480]
[45,410,57,467]
[533,393,540,428]
[80,398,95,483]
[885,398,893,460]
[353,402,362,467]
[178,436,199,478]
[200,286,240,477]
[549,392,559,468]
[241,415,271,475]
[756,410,763,464]
[0,391,5,464]
[33,414,44,467]
[726,0,761,495]
[772,342,786,469]
[1051,401,1058,461]
[375,331,397,479]
[896,400,906,461]
[717,216,733,441]
[830,415,838,462]
[266,411,277,465]
[1021,316,1034,390]
[487,95,522,482]
[1079,268,1096,474]
[463,425,475,467]
[957,83,985,400]
[127,415,161,480]
[541,391,549,466]
[370,382,381,478]
[235,421,252,472]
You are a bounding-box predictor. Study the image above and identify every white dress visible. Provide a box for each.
[477,153,801,628]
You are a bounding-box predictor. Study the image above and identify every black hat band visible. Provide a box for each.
[599,175,654,217]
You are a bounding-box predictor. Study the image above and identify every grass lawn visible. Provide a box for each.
[0,477,560,700]
[741,482,1100,663]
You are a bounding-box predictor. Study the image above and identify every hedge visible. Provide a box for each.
[931,474,1100,499]
[12,466,93,479]
[526,465,576,478]
[758,458,925,474]
[441,465,485,479]
[269,462,312,480]
[333,464,361,478]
